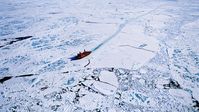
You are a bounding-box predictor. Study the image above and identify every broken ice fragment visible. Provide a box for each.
[134,93,148,102]
[64,77,75,85]
[93,71,119,95]
[64,76,78,87]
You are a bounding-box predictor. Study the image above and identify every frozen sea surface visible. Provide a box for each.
[0,0,199,111]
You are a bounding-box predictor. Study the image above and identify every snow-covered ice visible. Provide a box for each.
[0,0,199,111]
